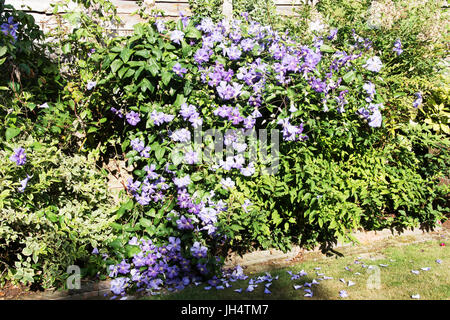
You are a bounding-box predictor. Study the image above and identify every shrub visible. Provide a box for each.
[0,136,117,288]
[77,12,448,297]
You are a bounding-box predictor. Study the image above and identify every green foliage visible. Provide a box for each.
[301,0,449,134]
[0,136,118,288]
[232,0,278,24]
[189,0,225,21]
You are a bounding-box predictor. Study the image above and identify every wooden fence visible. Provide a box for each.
[4,0,318,34]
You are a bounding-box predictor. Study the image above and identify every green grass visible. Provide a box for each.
[144,240,449,300]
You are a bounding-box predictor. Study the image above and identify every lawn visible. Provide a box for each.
[144,240,449,300]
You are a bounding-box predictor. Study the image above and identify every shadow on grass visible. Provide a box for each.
[148,274,334,301]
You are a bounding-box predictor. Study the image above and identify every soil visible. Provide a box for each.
[0,282,36,300]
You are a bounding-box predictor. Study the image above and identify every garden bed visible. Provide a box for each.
[0,0,448,298]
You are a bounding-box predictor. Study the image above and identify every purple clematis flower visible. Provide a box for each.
[220,177,235,189]
[86,81,96,90]
[190,241,208,258]
[110,277,129,296]
[10,147,26,166]
[155,20,166,33]
[1,17,19,41]
[216,82,243,100]
[130,138,145,153]
[117,260,131,275]
[173,62,188,77]
[226,45,242,60]
[363,56,383,73]
[126,111,141,126]
[363,81,376,102]
[194,48,212,64]
[170,30,184,44]
[339,290,348,298]
[173,175,191,189]
[170,128,191,142]
[368,105,383,128]
[413,92,422,108]
[197,17,215,33]
[328,28,338,41]
[176,216,194,230]
[240,38,255,52]
[18,174,32,193]
[393,39,403,56]
[184,150,199,164]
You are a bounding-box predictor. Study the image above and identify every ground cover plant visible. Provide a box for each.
[0,0,448,298]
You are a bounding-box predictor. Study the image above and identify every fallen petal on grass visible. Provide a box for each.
[339,290,348,298]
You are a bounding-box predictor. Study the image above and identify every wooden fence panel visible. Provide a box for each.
[4,0,315,34]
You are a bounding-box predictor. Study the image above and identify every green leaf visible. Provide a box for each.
[171,151,184,165]
[122,199,134,211]
[191,172,203,182]
[183,80,192,96]
[123,68,135,79]
[135,49,150,59]
[182,43,192,57]
[109,239,123,250]
[126,245,141,258]
[343,71,356,84]
[110,59,124,73]
[117,66,128,79]
[22,247,32,256]
[140,78,154,93]
[139,217,152,228]
[0,46,7,57]
[320,44,335,53]
[145,208,156,217]
[120,48,133,63]
[161,71,172,86]
[5,127,21,141]
[155,147,165,161]
[148,63,159,77]
[174,94,186,107]
[185,26,202,39]
[62,43,71,54]
[152,47,162,61]
[133,23,145,36]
